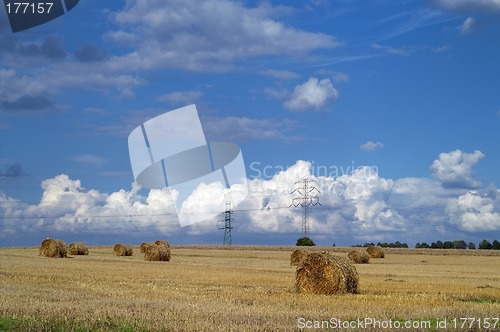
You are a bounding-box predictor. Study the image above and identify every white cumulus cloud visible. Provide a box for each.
[447,190,500,231]
[430,149,484,189]
[360,141,384,152]
[283,78,338,111]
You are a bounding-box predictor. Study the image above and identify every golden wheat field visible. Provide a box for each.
[0,246,499,331]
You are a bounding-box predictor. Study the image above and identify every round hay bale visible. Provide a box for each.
[295,252,358,295]
[113,244,133,256]
[68,242,89,255]
[290,249,308,266]
[154,240,170,248]
[39,238,67,258]
[140,242,154,253]
[144,244,171,262]
[366,246,385,258]
[348,250,370,264]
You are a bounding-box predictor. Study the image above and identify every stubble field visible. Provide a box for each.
[0,246,499,331]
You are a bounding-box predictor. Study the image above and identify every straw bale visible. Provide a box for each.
[39,238,67,258]
[68,242,89,255]
[113,243,133,256]
[348,250,370,264]
[295,252,358,295]
[144,244,171,262]
[140,242,154,253]
[154,240,170,248]
[366,246,385,258]
[290,249,308,266]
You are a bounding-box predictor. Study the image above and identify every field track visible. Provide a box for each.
[1,246,499,331]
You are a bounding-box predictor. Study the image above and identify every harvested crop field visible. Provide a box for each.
[0,246,499,331]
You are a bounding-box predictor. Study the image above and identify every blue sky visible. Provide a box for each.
[1,0,500,247]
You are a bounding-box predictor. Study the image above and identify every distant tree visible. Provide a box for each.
[332,243,336,247]
[443,241,454,249]
[468,242,476,250]
[478,239,492,250]
[296,237,316,246]
[492,240,500,250]
[453,240,467,250]
[431,241,443,249]
[388,241,408,248]
[420,242,430,248]
[363,242,375,247]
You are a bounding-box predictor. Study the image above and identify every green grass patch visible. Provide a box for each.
[0,316,24,330]
[458,297,500,304]
[0,316,149,332]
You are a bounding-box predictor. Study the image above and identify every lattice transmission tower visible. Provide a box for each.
[219,201,233,245]
[290,178,321,238]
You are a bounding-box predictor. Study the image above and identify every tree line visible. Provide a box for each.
[351,239,500,250]
[353,241,409,248]
[416,239,500,250]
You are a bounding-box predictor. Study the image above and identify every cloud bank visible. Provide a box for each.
[0,0,337,113]
[106,0,338,71]
[1,150,497,246]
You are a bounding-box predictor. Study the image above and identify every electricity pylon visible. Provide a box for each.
[219,201,233,245]
[290,178,321,238]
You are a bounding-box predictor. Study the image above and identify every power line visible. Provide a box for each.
[0,204,296,219]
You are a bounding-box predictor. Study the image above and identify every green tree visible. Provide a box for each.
[431,241,443,249]
[443,241,454,249]
[468,242,476,250]
[453,240,467,249]
[394,241,407,248]
[492,240,500,250]
[296,237,315,246]
[478,239,492,250]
